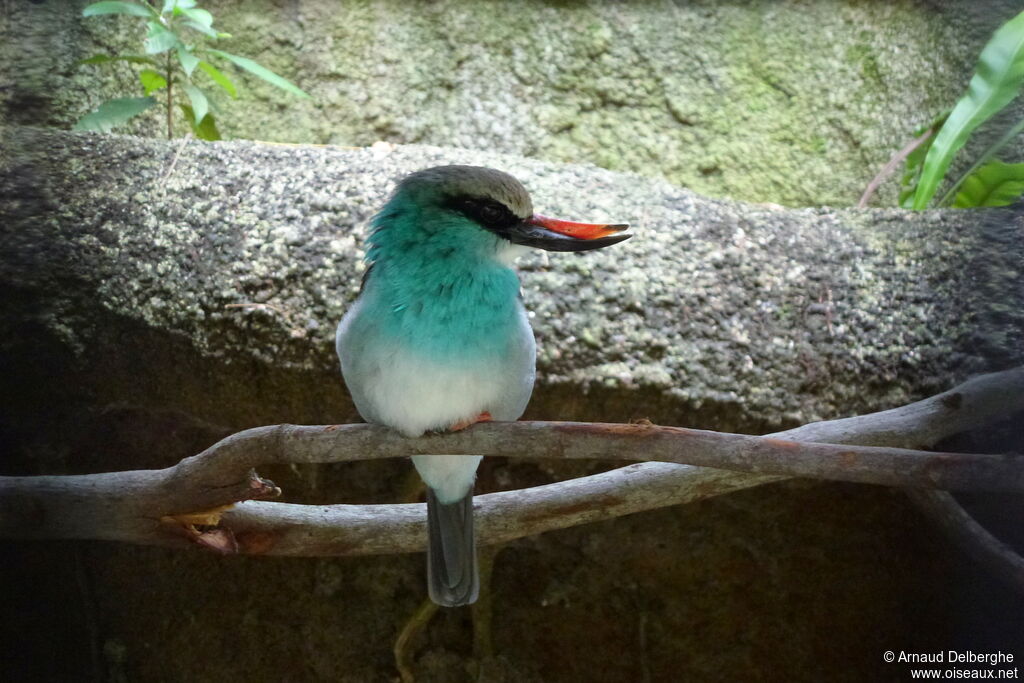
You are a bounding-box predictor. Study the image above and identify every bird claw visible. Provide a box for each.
[449,412,492,432]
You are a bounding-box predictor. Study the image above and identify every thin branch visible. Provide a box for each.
[769,365,1024,448]
[394,598,438,683]
[226,368,1024,594]
[165,52,173,140]
[768,367,1024,594]
[0,368,1022,563]
[906,489,1024,591]
[158,132,192,189]
[221,464,773,556]
[152,420,1022,494]
[857,128,934,208]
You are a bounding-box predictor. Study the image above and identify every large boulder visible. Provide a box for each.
[4,128,1022,431]
[2,128,1022,682]
[5,0,1022,206]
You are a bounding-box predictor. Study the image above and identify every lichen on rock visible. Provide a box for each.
[6,0,1021,207]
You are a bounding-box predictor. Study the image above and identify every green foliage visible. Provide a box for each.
[197,61,236,97]
[906,10,1024,209]
[207,50,311,100]
[180,104,221,141]
[177,46,199,76]
[936,116,1024,207]
[139,69,167,95]
[73,97,156,132]
[952,160,1024,207]
[898,112,948,209]
[182,83,208,124]
[144,20,179,54]
[76,0,311,139]
[83,2,154,18]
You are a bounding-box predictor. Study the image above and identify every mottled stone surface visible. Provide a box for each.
[2,129,1022,682]
[4,0,1022,207]
[4,128,1022,430]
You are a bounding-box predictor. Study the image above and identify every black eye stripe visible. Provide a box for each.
[443,195,520,235]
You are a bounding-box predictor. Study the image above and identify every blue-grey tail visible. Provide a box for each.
[425,487,478,607]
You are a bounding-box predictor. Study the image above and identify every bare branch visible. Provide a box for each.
[0,367,1022,574]
[773,368,1024,594]
[222,464,773,556]
[905,489,1024,591]
[156,418,1023,494]
[770,366,1024,448]
[857,128,934,208]
[220,366,1024,558]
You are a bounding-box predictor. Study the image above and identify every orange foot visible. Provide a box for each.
[449,411,492,432]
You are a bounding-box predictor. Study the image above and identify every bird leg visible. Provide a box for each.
[448,411,492,432]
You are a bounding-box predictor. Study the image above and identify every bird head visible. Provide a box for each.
[368,165,631,264]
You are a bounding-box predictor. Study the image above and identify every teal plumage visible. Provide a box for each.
[362,192,524,361]
[337,165,630,606]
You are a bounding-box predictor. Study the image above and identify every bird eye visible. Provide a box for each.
[480,204,502,222]
[447,196,513,230]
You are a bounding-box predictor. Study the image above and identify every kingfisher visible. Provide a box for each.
[336,165,630,606]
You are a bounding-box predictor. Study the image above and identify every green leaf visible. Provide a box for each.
[177,45,200,76]
[899,111,949,209]
[138,69,167,94]
[183,19,219,38]
[198,60,237,97]
[77,54,157,66]
[208,49,310,99]
[182,8,213,27]
[899,137,935,208]
[182,83,208,124]
[952,160,1024,207]
[180,104,221,141]
[939,116,1024,206]
[83,1,152,18]
[73,96,156,132]
[912,10,1024,209]
[167,0,197,12]
[145,20,179,54]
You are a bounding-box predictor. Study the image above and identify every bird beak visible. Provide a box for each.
[505,214,632,252]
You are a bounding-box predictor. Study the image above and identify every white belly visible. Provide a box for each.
[336,297,536,502]
[351,346,521,437]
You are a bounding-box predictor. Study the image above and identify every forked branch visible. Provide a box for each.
[0,367,1021,591]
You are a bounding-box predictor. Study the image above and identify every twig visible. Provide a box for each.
[158,132,192,188]
[857,128,935,208]
[166,51,173,140]
[771,367,1024,594]
[221,464,771,556]
[73,545,103,683]
[394,598,438,683]
[906,488,1024,592]
[472,544,502,660]
[639,612,651,683]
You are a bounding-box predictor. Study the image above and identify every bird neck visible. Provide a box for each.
[361,202,523,359]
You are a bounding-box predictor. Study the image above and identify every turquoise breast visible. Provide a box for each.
[365,257,522,361]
